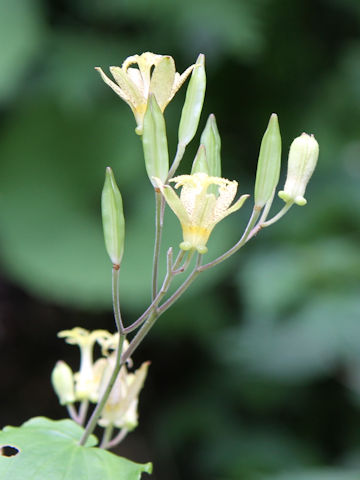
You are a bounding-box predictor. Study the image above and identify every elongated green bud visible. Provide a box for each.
[178,54,206,147]
[51,361,75,406]
[102,167,125,266]
[254,113,282,208]
[200,114,221,177]
[142,94,169,186]
[191,145,209,174]
[278,133,319,206]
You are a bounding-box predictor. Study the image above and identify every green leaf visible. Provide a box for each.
[0,417,152,480]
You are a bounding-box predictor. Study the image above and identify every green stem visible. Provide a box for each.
[107,428,128,449]
[258,189,276,224]
[121,250,191,363]
[78,400,89,426]
[112,267,125,334]
[152,190,164,300]
[100,425,114,449]
[167,142,186,180]
[124,249,185,334]
[67,404,80,424]
[122,312,157,365]
[261,201,293,227]
[199,208,261,272]
[157,253,202,316]
[79,265,126,446]
[79,334,125,446]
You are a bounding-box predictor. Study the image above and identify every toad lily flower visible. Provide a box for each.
[154,173,249,254]
[58,328,111,402]
[98,360,150,431]
[96,52,196,134]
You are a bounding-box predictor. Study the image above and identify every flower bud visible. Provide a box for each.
[142,94,169,186]
[178,54,206,147]
[191,145,209,175]
[254,113,281,208]
[278,133,319,206]
[102,167,125,266]
[200,114,221,178]
[51,361,75,405]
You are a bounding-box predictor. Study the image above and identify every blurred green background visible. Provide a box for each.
[1,0,360,479]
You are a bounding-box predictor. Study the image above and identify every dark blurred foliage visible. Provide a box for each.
[1,0,360,479]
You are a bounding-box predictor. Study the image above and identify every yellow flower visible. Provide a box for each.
[154,173,249,254]
[96,52,195,134]
[58,327,111,401]
[98,360,150,430]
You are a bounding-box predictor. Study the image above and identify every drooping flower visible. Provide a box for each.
[51,360,76,406]
[96,52,196,134]
[98,360,150,431]
[278,133,319,206]
[154,173,249,254]
[58,328,111,401]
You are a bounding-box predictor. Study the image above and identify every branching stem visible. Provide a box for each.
[112,267,125,334]
[199,208,261,272]
[152,190,164,300]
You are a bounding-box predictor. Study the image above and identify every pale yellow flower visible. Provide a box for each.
[278,133,319,206]
[154,173,249,254]
[98,360,150,430]
[58,327,111,401]
[96,52,195,134]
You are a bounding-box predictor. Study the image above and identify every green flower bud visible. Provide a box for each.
[51,361,75,406]
[178,54,206,147]
[102,167,125,266]
[142,94,169,186]
[254,113,281,208]
[200,114,221,178]
[191,145,209,175]
[278,133,319,206]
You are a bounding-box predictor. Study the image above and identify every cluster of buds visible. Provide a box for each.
[51,328,149,432]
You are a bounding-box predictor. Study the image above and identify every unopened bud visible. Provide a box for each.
[191,145,209,175]
[142,94,169,186]
[254,113,281,208]
[278,133,319,206]
[102,167,125,266]
[200,114,221,178]
[178,54,206,147]
[51,361,75,405]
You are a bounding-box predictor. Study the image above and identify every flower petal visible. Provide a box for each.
[153,177,190,226]
[95,67,132,104]
[150,56,176,110]
[109,66,144,108]
[222,194,250,219]
[170,63,196,100]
